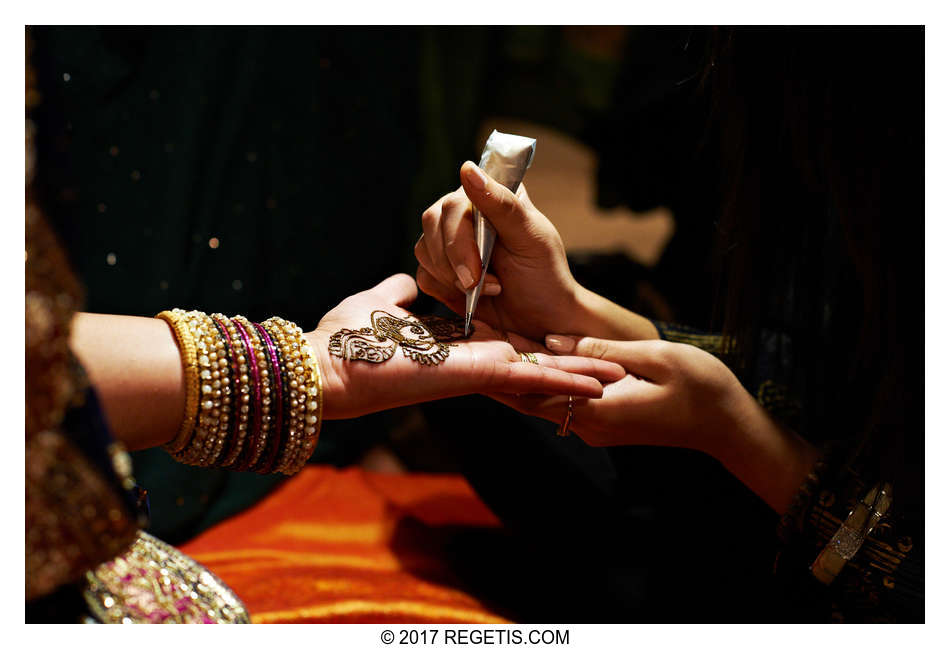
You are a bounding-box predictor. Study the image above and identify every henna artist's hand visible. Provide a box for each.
[414,162,659,343]
[305,275,625,420]
[492,335,820,513]
[414,162,579,341]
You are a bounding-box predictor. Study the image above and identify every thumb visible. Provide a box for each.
[545,335,669,380]
[365,273,418,307]
[459,161,549,250]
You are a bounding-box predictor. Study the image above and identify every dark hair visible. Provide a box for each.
[707,27,923,501]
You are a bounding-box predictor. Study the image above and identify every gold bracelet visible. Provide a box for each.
[178,311,230,467]
[210,314,248,468]
[811,482,893,585]
[231,316,273,471]
[294,324,323,474]
[156,310,200,454]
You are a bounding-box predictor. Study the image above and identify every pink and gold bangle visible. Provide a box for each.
[234,317,275,473]
[253,322,284,474]
[229,316,266,471]
[156,310,200,455]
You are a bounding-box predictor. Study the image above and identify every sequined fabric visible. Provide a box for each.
[26,34,243,622]
[84,532,249,623]
[26,34,141,601]
[25,432,141,601]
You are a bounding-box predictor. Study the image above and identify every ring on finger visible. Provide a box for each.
[520,351,539,365]
[557,395,574,437]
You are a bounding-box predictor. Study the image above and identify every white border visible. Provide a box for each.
[5,4,946,643]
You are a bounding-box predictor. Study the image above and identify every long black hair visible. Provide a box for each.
[706,27,923,504]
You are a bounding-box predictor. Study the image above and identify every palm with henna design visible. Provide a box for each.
[305,274,625,420]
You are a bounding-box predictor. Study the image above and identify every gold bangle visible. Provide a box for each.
[178,311,230,467]
[156,310,200,454]
[811,482,893,585]
[216,315,252,468]
[298,329,323,473]
[259,319,300,472]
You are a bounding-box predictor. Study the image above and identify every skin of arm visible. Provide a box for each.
[709,373,820,513]
[70,312,185,450]
[570,284,660,342]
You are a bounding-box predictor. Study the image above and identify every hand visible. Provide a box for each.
[493,334,820,513]
[414,161,584,341]
[306,275,626,420]
[494,335,745,455]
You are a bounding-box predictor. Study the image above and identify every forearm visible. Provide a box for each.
[716,391,820,514]
[69,312,184,450]
[568,284,660,341]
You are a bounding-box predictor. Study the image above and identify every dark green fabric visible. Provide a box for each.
[31,26,495,541]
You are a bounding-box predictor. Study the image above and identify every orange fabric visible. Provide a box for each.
[179,466,511,624]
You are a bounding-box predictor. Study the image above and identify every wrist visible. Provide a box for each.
[568,284,660,341]
[304,330,335,420]
[714,385,821,513]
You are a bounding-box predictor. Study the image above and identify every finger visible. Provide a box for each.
[477,361,605,398]
[460,161,543,252]
[421,191,462,287]
[514,183,538,211]
[532,353,626,383]
[506,331,547,353]
[487,392,568,423]
[503,333,624,382]
[453,273,502,297]
[545,335,670,381]
[416,266,465,315]
[414,234,438,276]
[364,273,418,307]
[440,196,483,291]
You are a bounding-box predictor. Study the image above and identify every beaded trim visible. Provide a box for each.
[84,531,249,623]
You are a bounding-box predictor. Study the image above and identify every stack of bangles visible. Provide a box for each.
[156,309,323,476]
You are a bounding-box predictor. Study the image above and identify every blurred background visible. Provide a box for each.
[29,26,756,620]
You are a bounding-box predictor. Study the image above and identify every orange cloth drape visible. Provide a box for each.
[179,466,511,623]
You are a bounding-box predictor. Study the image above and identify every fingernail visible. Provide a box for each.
[455,264,476,289]
[545,335,576,353]
[465,163,487,191]
[483,282,502,296]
